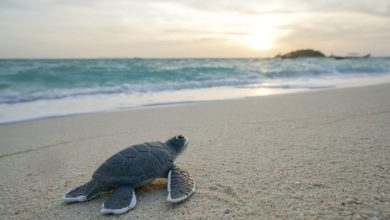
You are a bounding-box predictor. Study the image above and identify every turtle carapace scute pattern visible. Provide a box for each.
[63,135,195,215]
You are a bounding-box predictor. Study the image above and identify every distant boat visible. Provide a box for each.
[330,54,370,60]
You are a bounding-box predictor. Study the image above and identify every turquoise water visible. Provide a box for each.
[1,58,390,104]
[1,58,390,123]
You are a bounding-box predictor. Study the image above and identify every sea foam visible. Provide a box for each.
[1,58,390,123]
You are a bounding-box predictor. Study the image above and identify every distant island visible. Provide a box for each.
[275,49,370,59]
[329,54,370,60]
[275,49,326,59]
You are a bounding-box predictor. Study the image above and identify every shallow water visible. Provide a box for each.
[1,58,390,123]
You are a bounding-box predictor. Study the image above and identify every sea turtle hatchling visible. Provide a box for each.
[63,135,195,215]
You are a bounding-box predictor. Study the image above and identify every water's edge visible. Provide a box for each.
[2,58,390,124]
[2,76,390,125]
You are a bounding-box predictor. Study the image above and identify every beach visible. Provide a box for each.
[1,83,390,219]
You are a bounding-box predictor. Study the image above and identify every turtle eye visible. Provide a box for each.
[177,135,185,140]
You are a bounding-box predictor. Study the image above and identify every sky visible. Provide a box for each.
[0,0,389,58]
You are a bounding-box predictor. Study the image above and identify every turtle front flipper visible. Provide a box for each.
[167,166,195,203]
[101,186,136,215]
[63,179,105,203]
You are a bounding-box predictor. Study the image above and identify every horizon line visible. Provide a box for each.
[1,55,389,60]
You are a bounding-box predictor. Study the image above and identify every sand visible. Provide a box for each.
[1,83,390,219]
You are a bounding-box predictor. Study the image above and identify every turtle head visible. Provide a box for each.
[165,135,189,156]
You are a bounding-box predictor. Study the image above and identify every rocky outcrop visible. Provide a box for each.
[275,49,326,59]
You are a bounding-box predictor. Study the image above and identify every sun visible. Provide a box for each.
[247,32,275,51]
[244,16,288,51]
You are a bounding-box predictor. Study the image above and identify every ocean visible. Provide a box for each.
[1,58,390,124]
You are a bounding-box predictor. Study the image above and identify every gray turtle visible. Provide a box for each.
[63,135,195,215]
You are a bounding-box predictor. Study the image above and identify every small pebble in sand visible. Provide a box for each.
[345,198,362,205]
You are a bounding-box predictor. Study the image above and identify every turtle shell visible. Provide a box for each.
[92,141,175,187]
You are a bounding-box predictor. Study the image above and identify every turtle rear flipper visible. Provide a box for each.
[101,186,136,215]
[63,179,104,203]
[167,166,195,203]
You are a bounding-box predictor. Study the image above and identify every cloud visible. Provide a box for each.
[1,0,389,16]
[275,10,390,55]
[0,0,389,57]
[150,0,390,17]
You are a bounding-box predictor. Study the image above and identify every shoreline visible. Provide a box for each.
[1,82,390,219]
[2,74,390,125]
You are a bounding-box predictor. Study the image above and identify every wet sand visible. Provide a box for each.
[1,83,390,219]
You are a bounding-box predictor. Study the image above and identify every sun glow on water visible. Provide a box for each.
[255,88,272,96]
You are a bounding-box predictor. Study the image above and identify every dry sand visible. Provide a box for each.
[1,83,390,219]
